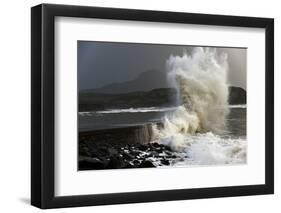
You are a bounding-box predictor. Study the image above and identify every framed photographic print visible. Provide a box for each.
[31,3,274,209]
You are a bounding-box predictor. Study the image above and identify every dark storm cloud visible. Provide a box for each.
[78,41,246,90]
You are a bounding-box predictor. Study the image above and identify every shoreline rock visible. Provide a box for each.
[79,141,180,170]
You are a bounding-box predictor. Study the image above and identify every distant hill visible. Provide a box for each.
[82,69,168,94]
[79,86,246,112]
[228,86,247,105]
[79,70,246,111]
[79,88,177,112]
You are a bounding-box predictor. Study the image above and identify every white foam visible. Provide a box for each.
[178,132,246,166]
[79,105,245,117]
[228,104,247,108]
[153,47,229,143]
[152,48,247,165]
[79,106,178,116]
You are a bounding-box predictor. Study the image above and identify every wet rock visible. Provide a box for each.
[124,162,137,168]
[122,152,134,160]
[150,151,159,157]
[145,153,153,158]
[161,159,170,166]
[130,150,141,156]
[162,145,172,151]
[132,159,140,165]
[79,140,179,170]
[107,156,124,169]
[165,151,172,156]
[108,148,118,155]
[138,144,148,151]
[139,160,156,168]
[98,146,109,156]
[155,148,163,153]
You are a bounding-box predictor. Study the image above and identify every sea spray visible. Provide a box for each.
[153,47,230,151]
[173,132,247,165]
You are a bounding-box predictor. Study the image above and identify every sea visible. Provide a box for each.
[79,104,247,166]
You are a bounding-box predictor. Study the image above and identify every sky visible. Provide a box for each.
[78,41,246,91]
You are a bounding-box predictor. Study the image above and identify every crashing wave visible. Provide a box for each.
[153,47,230,151]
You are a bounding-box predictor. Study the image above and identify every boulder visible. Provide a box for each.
[139,160,156,168]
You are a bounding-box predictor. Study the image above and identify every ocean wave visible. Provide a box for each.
[79,106,178,116]
[228,104,247,108]
[151,48,247,165]
[152,130,247,165]
[79,104,245,116]
[171,132,247,166]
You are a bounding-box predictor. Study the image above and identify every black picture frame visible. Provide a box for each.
[31,3,274,209]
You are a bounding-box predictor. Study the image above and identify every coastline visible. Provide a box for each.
[78,123,180,170]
